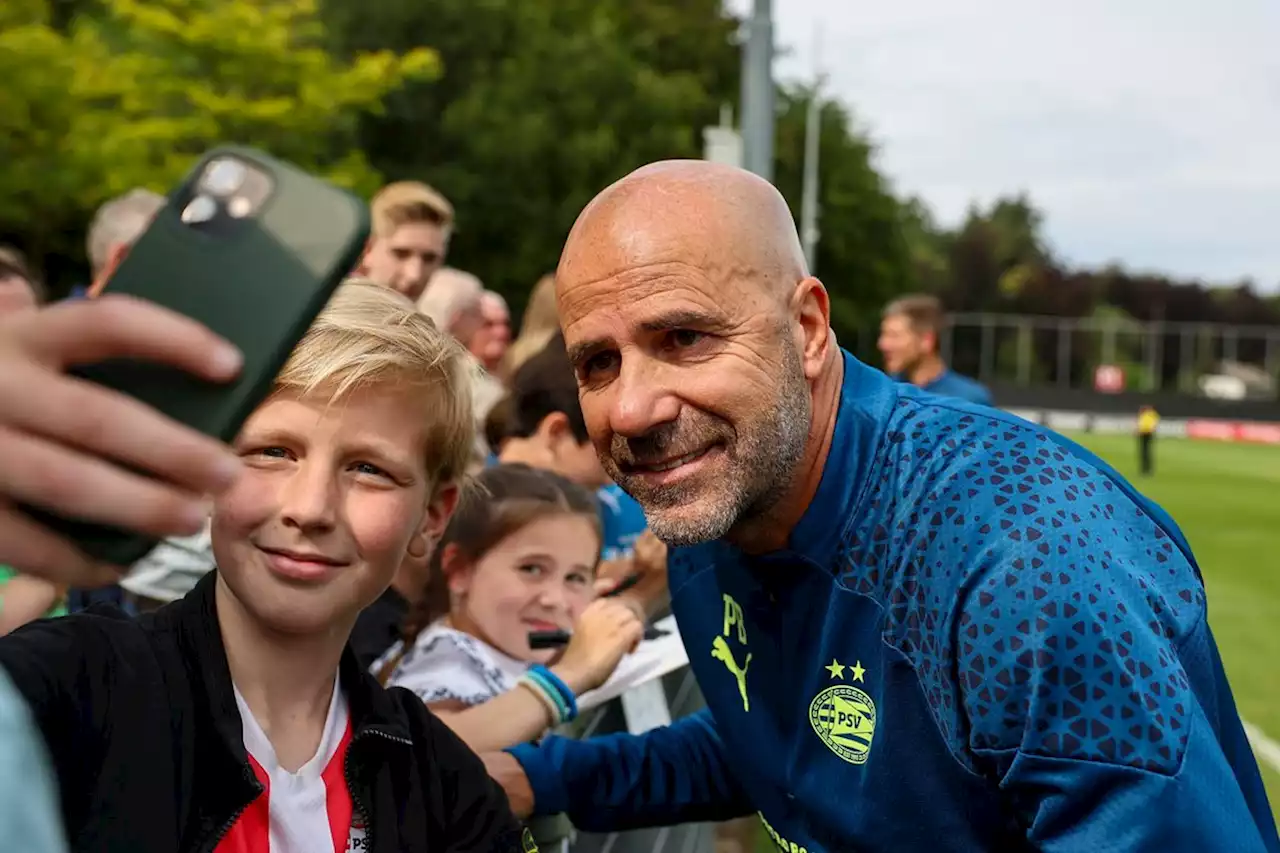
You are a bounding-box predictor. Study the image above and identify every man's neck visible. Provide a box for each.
[214,576,348,771]
[908,356,946,388]
[727,347,845,555]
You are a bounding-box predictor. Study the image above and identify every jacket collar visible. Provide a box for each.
[154,571,414,847]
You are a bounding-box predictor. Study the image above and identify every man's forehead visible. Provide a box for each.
[558,261,744,329]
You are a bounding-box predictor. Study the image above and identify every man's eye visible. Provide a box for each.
[353,461,389,477]
[582,351,619,377]
[258,446,290,459]
[670,329,703,348]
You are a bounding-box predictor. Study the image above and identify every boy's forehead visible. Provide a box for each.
[250,385,431,462]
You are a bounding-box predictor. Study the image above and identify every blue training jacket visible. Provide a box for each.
[510,351,1278,852]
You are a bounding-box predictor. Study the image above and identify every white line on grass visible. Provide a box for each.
[1243,719,1280,775]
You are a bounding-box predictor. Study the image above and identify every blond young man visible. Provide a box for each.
[0,282,530,852]
[358,181,454,301]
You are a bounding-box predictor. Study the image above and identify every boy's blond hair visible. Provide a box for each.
[275,279,476,491]
[370,181,454,239]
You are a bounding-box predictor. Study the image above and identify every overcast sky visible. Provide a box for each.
[726,0,1280,291]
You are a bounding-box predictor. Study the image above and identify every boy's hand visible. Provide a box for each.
[0,295,243,587]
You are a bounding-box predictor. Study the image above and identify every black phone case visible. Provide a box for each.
[27,146,371,568]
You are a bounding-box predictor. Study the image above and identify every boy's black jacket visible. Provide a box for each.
[0,571,529,852]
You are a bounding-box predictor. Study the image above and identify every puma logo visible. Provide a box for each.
[711,635,752,712]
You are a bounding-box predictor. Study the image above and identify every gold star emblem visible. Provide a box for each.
[824,659,845,679]
[850,660,866,683]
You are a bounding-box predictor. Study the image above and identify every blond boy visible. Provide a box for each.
[358,182,454,301]
[0,281,531,852]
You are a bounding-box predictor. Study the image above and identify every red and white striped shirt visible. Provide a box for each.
[216,681,367,853]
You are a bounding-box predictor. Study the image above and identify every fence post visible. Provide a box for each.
[1266,332,1279,398]
[980,315,995,382]
[1056,319,1071,388]
[1146,322,1162,391]
[1016,320,1032,385]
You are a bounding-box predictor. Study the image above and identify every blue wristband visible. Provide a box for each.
[523,670,570,723]
[528,664,579,722]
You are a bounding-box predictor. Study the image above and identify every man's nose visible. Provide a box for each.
[278,462,338,531]
[609,356,680,438]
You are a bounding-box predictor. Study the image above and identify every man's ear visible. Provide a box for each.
[87,243,130,298]
[791,276,833,381]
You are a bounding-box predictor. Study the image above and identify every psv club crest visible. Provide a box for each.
[809,658,877,765]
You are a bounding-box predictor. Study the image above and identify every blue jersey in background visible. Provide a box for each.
[598,484,647,561]
[918,368,992,405]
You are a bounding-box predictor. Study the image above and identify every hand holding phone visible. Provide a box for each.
[0,295,244,586]
[19,146,370,567]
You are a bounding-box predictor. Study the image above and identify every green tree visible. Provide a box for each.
[323,0,742,313]
[772,86,913,350]
[1,0,436,289]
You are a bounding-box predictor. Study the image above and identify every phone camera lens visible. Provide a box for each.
[203,158,246,197]
[181,195,218,225]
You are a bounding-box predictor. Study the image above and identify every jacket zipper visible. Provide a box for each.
[345,727,413,852]
[200,766,264,853]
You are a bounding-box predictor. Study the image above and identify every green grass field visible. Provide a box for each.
[1066,432,1280,826]
[755,432,1280,850]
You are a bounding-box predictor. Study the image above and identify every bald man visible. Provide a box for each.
[486,161,1278,852]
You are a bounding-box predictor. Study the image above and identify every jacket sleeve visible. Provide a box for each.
[400,691,528,852]
[958,543,1279,852]
[506,709,753,831]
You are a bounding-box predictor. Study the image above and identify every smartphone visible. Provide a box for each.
[28,145,371,567]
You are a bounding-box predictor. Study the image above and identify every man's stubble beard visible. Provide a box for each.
[607,343,813,548]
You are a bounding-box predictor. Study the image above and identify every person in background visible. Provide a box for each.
[1137,404,1160,476]
[878,293,992,405]
[374,463,642,753]
[0,247,66,635]
[356,181,453,301]
[417,267,486,348]
[473,290,512,373]
[0,247,43,315]
[419,267,506,467]
[85,188,167,297]
[0,281,528,852]
[499,273,559,383]
[498,334,651,568]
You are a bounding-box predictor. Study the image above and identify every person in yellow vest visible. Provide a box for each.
[1137,405,1160,476]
